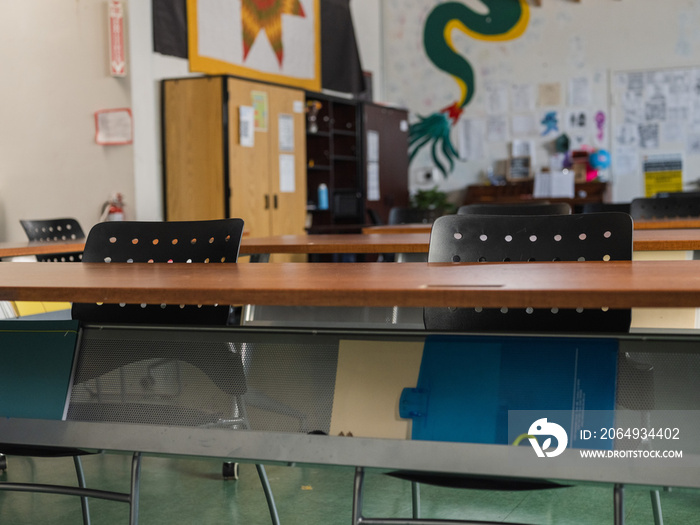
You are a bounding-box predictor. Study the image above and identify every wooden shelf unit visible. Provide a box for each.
[304,93,410,232]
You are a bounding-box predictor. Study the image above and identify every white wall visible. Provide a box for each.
[0,1,134,242]
[350,0,384,102]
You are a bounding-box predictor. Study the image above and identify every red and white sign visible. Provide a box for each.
[94,108,133,145]
[109,0,126,77]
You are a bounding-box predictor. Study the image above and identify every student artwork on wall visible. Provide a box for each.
[611,66,700,182]
[408,0,530,178]
[186,0,321,91]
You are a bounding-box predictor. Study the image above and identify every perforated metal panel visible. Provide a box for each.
[67,328,339,435]
[616,343,700,454]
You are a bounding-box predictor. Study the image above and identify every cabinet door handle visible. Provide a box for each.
[265,195,270,209]
[273,194,278,209]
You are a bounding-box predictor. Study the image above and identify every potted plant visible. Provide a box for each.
[410,186,457,221]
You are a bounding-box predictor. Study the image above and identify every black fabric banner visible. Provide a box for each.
[153,0,188,59]
[320,0,366,95]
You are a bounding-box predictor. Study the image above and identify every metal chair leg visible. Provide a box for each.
[351,466,365,525]
[129,452,142,525]
[650,489,663,525]
[411,481,421,519]
[256,464,280,525]
[614,484,625,525]
[73,456,91,525]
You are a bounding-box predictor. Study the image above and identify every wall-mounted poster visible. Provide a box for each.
[186,0,321,91]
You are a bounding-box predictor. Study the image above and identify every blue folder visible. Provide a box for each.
[399,335,618,450]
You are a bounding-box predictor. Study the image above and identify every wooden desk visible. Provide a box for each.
[634,218,700,229]
[633,229,700,251]
[364,220,700,234]
[2,262,700,499]
[0,240,85,258]
[362,224,433,235]
[3,260,700,308]
[241,231,700,255]
[1,230,695,260]
[0,232,252,260]
[240,234,429,255]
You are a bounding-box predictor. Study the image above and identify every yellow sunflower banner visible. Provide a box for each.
[187,0,321,91]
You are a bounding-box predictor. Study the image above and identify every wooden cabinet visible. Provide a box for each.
[163,76,307,243]
[304,93,410,231]
[464,181,608,212]
[362,103,410,225]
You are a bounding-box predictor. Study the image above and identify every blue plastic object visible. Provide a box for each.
[317,183,329,210]
[400,335,618,450]
[0,320,79,420]
[590,149,611,170]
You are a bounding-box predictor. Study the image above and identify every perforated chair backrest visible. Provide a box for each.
[71,219,244,325]
[581,202,631,214]
[654,191,700,198]
[630,196,700,220]
[388,207,436,225]
[20,218,85,242]
[458,202,571,215]
[424,213,633,333]
[19,218,85,262]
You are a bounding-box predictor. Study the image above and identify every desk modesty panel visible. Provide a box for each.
[1,325,700,490]
[3,261,700,309]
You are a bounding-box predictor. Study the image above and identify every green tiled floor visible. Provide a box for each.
[0,452,698,524]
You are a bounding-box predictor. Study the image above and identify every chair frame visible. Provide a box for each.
[0,454,141,525]
[353,213,662,525]
[67,219,279,525]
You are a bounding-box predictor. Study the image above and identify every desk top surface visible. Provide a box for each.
[3,260,700,309]
[363,218,700,234]
[1,229,699,257]
[240,230,700,253]
[633,218,700,230]
[0,240,85,258]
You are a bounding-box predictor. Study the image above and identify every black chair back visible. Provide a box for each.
[388,207,437,225]
[71,219,244,325]
[19,218,85,262]
[424,213,633,333]
[630,196,700,220]
[581,202,631,214]
[458,202,571,215]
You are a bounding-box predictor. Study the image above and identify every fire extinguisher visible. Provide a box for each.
[100,193,125,222]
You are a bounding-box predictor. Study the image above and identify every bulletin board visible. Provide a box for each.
[610,66,700,198]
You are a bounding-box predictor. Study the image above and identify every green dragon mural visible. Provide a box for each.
[409,0,530,176]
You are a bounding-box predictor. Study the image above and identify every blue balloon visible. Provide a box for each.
[590,149,611,169]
